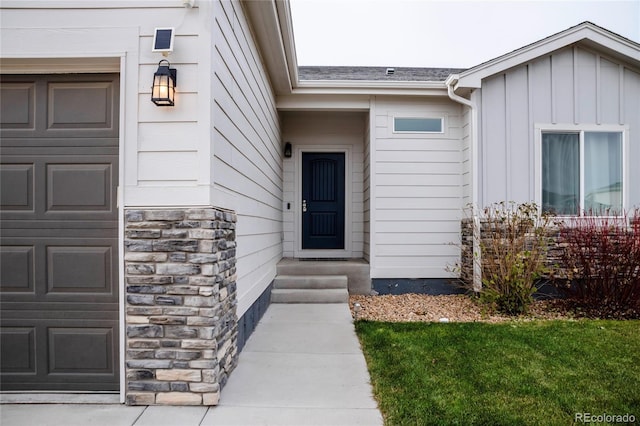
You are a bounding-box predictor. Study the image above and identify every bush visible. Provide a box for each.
[557,212,640,318]
[475,202,553,315]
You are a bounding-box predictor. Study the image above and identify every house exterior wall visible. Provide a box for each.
[370,97,463,279]
[479,44,640,209]
[281,111,366,259]
[1,0,282,400]
[0,1,216,207]
[212,0,283,317]
[1,1,283,320]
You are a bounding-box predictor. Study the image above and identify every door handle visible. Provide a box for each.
[302,199,307,212]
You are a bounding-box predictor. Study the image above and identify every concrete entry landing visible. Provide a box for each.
[276,258,371,294]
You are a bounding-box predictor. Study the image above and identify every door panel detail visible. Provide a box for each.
[302,153,345,250]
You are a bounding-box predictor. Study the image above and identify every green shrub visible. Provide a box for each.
[476,202,553,315]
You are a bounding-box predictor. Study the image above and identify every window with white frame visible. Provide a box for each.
[541,130,623,215]
[393,117,443,133]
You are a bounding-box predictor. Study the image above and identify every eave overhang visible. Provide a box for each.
[242,0,299,95]
[245,0,452,100]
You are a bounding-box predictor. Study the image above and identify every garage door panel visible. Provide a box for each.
[0,74,119,391]
[48,327,115,374]
[0,246,35,293]
[47,163,113,212]
[1,153,117,221]
[1,138,119,149]
[0,222,118,231]
[0,321,118,391]
[1,237,117,302]
[0,164,34,210]
[0,327,36,373]
[48,82,115,131]
[47,246,112,294]
[0,305,119,318]
[0,82,35,130]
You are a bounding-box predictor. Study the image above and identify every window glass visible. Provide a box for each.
[542,133,579,215]
[541,131,623,216]
[584,132,622,214]
[394,117,442,133]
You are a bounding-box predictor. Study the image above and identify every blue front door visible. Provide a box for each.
[302,152,345,250]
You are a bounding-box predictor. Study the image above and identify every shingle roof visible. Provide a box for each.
[298,66,467,82]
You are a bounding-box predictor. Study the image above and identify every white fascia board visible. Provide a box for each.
[1,1,184,7]
[275,0,300,88]
[242,0,294,95]
[277,94,371,111]
[293,80,449,97]
[457,24,640,89]
[297,79,446,90]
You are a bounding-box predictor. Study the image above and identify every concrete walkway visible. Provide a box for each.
[1,304,383,426]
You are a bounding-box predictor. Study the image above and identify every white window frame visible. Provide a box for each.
[534,124,629,216]
[393,116,444,134]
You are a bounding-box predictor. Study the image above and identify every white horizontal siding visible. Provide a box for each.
[212,0,282,317]
[372,97,463,279]
[138,122,198,152]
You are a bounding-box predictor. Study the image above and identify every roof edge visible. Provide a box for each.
[457,21,640,89]
[243,0,297,95]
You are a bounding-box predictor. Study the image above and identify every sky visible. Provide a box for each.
[290,0,640,68]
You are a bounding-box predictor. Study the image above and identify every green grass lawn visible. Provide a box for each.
[355,320,640,426]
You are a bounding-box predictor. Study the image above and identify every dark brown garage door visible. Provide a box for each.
[0,74,120,391]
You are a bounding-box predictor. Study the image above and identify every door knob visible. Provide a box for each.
[302,199,307,212]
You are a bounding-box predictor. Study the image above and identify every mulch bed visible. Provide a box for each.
[349,294,580,323]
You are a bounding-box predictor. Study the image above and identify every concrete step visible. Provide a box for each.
[276,259,370,294]
[274,275,348,290]
[271,288,349,304]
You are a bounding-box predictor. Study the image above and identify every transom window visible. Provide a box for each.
[541,131,623,215]
[393,117,443,133]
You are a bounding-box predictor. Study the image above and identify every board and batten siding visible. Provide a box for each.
[281,111,366,258]
[0,2,215,207]
[371,97,463,279]
[480,44,640,208]
[212,0,283,317]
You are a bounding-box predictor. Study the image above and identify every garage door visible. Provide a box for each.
[0,74,120,391]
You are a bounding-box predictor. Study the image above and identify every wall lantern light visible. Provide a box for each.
[151,59,177,106]
[284,142,292,158]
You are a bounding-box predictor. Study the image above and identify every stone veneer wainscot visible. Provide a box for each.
[124,208,238,406]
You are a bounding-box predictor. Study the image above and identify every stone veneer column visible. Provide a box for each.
[124,208,238,406]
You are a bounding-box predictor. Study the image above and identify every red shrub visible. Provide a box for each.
[557,213,640,318]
